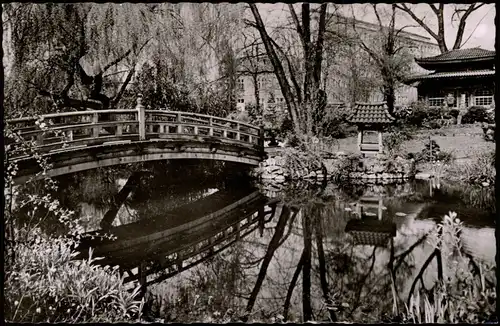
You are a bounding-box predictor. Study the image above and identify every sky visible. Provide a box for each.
[255,3,496,50]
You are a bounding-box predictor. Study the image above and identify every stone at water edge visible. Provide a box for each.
[266,157,277,166]
[415,172,433,180]
[261,173,274,179]
[265,165,281,173]
[305,171,316,179]
[274,175,286,182]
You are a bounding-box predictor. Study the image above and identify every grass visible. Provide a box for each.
[335,124,494,160]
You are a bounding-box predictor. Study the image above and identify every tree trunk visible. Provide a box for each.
[302,209,313,322]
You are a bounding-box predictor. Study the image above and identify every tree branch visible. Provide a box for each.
[288,4,304,46]
[268,36,303,104]
[394,3,445,52]
[453,3,486,49]
[313,4,327,88]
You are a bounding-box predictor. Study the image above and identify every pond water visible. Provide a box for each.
[13,162,496,322]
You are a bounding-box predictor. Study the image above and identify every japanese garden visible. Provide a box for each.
[3,3,496,323]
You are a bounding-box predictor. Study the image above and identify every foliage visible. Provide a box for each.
[410,138,455,165]
[4,227,144,323]
[4,3,245,116]
[404,212,497,323]
[320,104,356,139]
[244,103,263,126]
[330,153,364,182]
[279,145,325,178]
[462,106,493,124]
[405,101,442,128]
[451,151,495,185]
[384,126,415,155]
[4,122,144,323]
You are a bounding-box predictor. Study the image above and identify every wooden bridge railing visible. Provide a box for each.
[6,95,264,159]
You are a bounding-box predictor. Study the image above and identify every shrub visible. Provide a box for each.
[405,101,442,127]
[404,212,496,323]
[384,127,414,155]
[320,104,355,139]
[4,227,144,323]
[412,139,454,164]
[330,153,363,182]
[453,151,495,185]
[462,106,491,124]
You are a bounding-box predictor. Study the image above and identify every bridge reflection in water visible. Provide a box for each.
[77,184,277,294]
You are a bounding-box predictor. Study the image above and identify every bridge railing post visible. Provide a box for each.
[177,112,183,134]
[209,117,214,136]
[92,112,99,138]
[259,127,265,148]
[136,94,146,140]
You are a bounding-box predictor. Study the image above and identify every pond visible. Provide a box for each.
[11,162,497,323]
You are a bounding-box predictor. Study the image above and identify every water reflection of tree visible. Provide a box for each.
[143,181,495,323]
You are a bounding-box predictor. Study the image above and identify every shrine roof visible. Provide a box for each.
[348,102,396,125]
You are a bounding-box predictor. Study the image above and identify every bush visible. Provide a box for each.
[321,104,355,139]
[384,126,414,155]
[411,139,455,164]
[462,106,491,124]
[455,151,495,185]
[404,212,496,323]
[4,228,144,323]
[405,101,442,127]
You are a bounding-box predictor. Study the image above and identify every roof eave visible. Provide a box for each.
[415,56,495,69]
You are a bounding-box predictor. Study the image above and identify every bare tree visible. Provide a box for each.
[350,4,413,113]
[247,3,329,138]
[394,3,486,53]
[237,32,275,116]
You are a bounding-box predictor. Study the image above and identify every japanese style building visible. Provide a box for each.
[406,47,495,110]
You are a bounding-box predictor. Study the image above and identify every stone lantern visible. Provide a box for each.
[347,102,396,156]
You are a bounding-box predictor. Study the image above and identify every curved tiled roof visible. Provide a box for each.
[405,69,495,83]
[415,47,496,68]
[348,102,396,125]
[416,47,495,63]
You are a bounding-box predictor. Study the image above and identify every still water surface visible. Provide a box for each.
[24,164,497,322]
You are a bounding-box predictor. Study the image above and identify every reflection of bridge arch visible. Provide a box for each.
[7,99,264,184]
[77,188,277,288]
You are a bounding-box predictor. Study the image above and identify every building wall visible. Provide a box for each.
[236,15,440,112]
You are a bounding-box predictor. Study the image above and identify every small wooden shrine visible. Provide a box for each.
[348,102,396,156]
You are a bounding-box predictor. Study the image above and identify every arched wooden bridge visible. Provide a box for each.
[6,96,265,184]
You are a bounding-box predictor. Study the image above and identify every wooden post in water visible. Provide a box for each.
[378,131,383,153]
[137,94,146,140]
